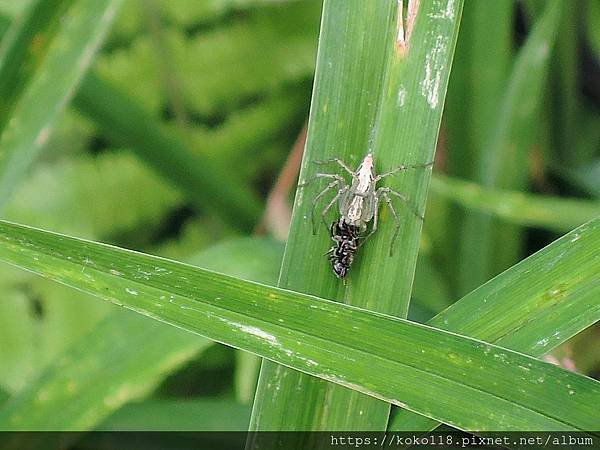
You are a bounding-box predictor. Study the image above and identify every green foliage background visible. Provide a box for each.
[0,0,598,441]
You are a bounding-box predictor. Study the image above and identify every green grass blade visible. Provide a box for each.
[411,253,452,314]
[458,0,562,292]
[0,236,282,431]
[0,0,72,130]
[430,174,600,232]
[443,0,513,296]
[251,0,464,434]
[390,217,600,430]
[0,220,598,431]
[251,0,398,432]
[587,0,600,61]
[0,13,10,38]
[73,72,262,231]
[548,4,579,167]
[0,0,122,209]
[444,0,513,180]
[358,0,464,309]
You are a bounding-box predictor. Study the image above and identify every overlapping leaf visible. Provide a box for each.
[0,219,597,431]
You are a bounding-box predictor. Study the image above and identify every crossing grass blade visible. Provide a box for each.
[249,0,398,432]
[390,217,600,430]
[250,0,465,435]
[0,219,597,431]
[0,0,122,209]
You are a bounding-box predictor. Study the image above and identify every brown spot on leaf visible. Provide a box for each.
[396,0,420,55]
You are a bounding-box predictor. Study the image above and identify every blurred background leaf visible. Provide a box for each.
[0,0,123,207]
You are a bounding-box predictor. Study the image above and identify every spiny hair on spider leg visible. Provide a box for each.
[327,220,361,279]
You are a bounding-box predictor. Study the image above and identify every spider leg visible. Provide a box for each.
[377,189,402,256]
[298,173,345,188]
[379,187,424,220]
[321,186,346,230]
[375,161,434,181]
[313,158,356,178]
[309,180,343,235]
[309,180,338,234]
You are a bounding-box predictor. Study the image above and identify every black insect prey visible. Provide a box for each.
[327,220,361,279]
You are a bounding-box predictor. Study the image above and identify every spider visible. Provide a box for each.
[300,152,433,257]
